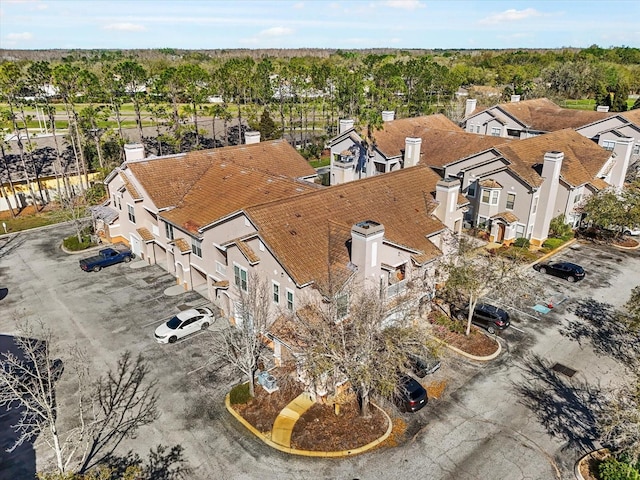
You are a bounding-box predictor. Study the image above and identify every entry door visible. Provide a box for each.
[498,223,506,242]
[130,234,142,257]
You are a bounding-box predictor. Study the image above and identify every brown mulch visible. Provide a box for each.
[291,397,388,451]
[579,449,610,480]
[614,238,639,248]
[234,382,303,433]
[430,326,499,357]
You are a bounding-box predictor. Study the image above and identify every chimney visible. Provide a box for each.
[531,151,564,246]
[511,95,521,103]
[339,119,355,134]
[350,220,384,290]
[596,105,610,112]
[607,136,634,189]
[435,178,461,230]
[381,110,395,122]
[404,137,422,168]
[465,98,477,117]
[124,143,145,162]
[244,131,261,144]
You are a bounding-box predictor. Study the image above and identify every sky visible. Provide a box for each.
[1,0,639,51]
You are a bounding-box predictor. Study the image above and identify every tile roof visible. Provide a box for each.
[589,178,610,191]
[495,98,613,132]
[479,179,502,189]
[491,211,519,223]
[119,172,142,201]
[246,165,447,292]
[136,227,154,242]
[126,140,317,210]
[621,108,640,126]
[235,240,260,265]
[212,280,229,288]
[161,161,318,233]
[172,238,191,253]
[495,129,612,188]
[372,115,463,158]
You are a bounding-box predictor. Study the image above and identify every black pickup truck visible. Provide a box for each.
[79,245,135,272]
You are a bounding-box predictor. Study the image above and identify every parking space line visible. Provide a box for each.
[510,325,525,333]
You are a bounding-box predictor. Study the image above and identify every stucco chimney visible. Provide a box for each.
[404,137,422,168]
[465,99,477,117]
[435,178,461,230]
[607,136,634,189]
[244,131,261,144]
[381,110,395,122]
[124,143,145,162]
[339,119,355,134]
[596,105,610,112]
[531,151,564,245]
[350,220,384,290]
[511,95,521,103]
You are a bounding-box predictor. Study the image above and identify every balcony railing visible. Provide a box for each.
[387,279,407,298]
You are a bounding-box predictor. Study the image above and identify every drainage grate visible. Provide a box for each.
[551,363,577,378]
[176,303,190,311]
[142,276,157,284]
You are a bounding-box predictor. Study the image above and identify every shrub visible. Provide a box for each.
[431,311,465,334]
[229,382,251,405]
[549,215,573,238]
[63,234,94,251]
[542,238,565,250]
[513,237,530,248]
[599,456,640,480]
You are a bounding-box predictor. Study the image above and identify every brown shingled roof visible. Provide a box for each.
[621,108,640,126]
[235,240,260,265]
[127,140,316,210]
[491,211,519,223]
[373,115,462,158]
[495,129,611,188]
[246,165,446,291]
[497,98,613,132]
[173,238,191,253]
[479,179,502,189]
[136,227,154,242]
[120,172,142,201]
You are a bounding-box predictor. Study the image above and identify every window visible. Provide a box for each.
[573,193,582,204]
[477,215,488,228]
[165,222,174,240]
[602,140,615,151]
[336,294,349,320]
[215,261,226,275]
[633,144,639,155]
[481,189,499,205]
[515,223,525,238]
[491,127,501,136]
[234,265,248,292]
[272,282,280,304]
[506,193,516,210]
[286,289,294,311]
[468,123,474,132]
[127,204,135,223]
[467,181,476,197]
[475,125,480,133]
[191,238,202,257]
[532,196,538,214]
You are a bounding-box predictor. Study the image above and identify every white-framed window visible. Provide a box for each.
[602,140,615,151]
[532,196,538,214]
[127,204,135,223]
[272,281,280,304]
[633,144,640,155]
[477,215,488,228]
[234,264,248,292]
[467,181,477,197]
[165,222,174,240]
[515,223,525,238]
[491,127,501,136]
[468,123,474,132]
[573,193,582,204]
[336,293,349,320]
[215,261,226,275]
[506,193,516,210]
[475,125,480,133]
[481,189,499,206]
[286,289,294,311]
[191,238,202,257]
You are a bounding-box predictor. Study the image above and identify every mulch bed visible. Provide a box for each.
[579,449,610,480]
[233,382,303,433]
[291,397,388,451]
[430,325,499,357]
[614,238,639,248]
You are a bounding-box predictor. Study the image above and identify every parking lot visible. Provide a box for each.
[1,225,639,480]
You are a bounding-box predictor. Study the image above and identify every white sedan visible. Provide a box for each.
[624,226,640,236]
[154,307,214,344]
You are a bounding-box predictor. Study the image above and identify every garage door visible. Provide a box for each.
[130,234,142,257]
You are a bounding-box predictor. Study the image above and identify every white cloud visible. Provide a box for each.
[260,26,293,37]
[103,22,146,32]
[382,0,425,10]
[479,8,542,25]
[6,31,33,40]
[293,2,304,9]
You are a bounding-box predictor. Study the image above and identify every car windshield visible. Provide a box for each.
[166,316,181,329]
[408,386,424,400]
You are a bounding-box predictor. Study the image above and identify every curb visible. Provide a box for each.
[225,392,393,457]
[61,241,111,255]
[574,448,610,480]
[526,238,578,270]
[428,332,502,361]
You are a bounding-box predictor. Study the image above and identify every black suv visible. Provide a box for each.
[533,261,585,282]
[457,303,510,334]
[396,375,428,412]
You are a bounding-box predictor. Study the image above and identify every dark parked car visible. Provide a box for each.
[79,244,135,272]
[407,354,441,378]
[533,261,585,282]
[456,303,510,334]
[397,375,428,412]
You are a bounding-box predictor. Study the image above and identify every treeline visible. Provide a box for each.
[1,45,639,177]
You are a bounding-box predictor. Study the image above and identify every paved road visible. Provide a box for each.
[1,226,638,479]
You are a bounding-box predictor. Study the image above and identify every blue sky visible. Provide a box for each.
[1,0,639,50]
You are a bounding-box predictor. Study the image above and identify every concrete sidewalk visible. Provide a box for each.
[271,392,315,448]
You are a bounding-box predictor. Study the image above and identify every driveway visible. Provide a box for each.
[1,227,638,479]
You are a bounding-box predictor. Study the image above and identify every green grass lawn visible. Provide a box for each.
[0,208,61,233]
[309,157,331,168]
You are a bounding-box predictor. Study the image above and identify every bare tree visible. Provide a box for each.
[214,273,273,397]
[293,284,436,418]
[0,322,158,475]
[439,236,541,336]
[598,374,640,463]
